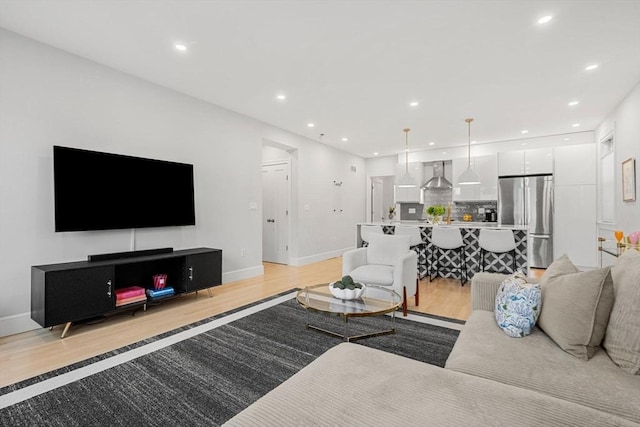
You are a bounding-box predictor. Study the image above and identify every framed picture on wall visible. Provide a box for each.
[622,157,636,202]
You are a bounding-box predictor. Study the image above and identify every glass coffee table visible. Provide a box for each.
[296,283,402,342]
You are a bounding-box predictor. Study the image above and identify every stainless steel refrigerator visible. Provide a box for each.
[498,175,553,268]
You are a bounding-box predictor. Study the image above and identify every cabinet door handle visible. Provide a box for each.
[107,280,112,297]
[188,267,193,281]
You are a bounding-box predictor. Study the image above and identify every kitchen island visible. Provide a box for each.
[356,222,528,280]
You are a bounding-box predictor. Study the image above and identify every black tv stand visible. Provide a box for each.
[88,247,174,262]
[32,247,222,338]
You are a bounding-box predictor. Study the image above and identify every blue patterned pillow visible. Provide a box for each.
[495,272,541,338]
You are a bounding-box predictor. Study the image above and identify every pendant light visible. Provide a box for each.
[396,128,417,188]
[458,118,481,185]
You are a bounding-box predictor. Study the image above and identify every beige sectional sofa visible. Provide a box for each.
[226,251,640,426]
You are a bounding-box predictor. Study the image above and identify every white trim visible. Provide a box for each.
[0,312,39,337]
[399,312,465,331]
[0,291,298,409]
[222,265,264,283]
[289,247,354,266]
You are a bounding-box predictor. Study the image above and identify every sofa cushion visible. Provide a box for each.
[445,310,640,424]
[226,343,638,427]
[538,256,614,360]
[349,264,394,286]
[494,272,541,337]
[367,233,410,266]
[603,249,640,374]
[540,253,580,280]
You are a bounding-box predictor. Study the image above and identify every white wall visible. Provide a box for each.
[0,29,365,336]
[595,81,640,266]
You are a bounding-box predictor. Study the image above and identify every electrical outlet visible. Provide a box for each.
[240,248,246,257]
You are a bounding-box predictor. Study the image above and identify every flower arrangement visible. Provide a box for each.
[426,205,446,216]
[388,206,396,220]
[425,205,446,224]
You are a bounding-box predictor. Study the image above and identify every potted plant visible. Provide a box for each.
[426,205,446,224]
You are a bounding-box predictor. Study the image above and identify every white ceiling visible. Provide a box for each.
[1,0,639,158]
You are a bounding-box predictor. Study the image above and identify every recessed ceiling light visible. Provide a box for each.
[428,142,435,146]
[546,153,552,156]
[585,64,599,71]
[563,137,570,141]
[442,151,447,155]
[537,15,553,24]
[341,137,348,142]
[521,142,528,146]
[572,123,580,127]
[409,101,419,107]
[276,94,286,101]
[373,152,379,156]
[568,100,579,106]
[175,43,187,51]
[521,130,529,134]
[307,123,315,128]
[470,140,477,144]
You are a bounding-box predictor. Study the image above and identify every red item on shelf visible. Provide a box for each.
[153,274,167,290]
[115,286,145,299]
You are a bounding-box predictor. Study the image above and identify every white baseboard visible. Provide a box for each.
[0,312,39,338]
[289,247,354,266]
[222,265,264,283]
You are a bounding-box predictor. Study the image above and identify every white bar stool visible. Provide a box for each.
[360,225,384,246]
[478,229,517,273]
[430,226,467,286]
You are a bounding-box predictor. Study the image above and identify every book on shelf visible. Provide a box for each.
[115,286,146,299]
[146,287,175,298]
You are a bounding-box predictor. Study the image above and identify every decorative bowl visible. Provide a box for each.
[329,282,366,300]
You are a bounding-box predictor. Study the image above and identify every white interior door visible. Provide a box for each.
[372,178,383,222]
[262,163,289,264]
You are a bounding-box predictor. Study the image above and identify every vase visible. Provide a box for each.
[428,215,443,224]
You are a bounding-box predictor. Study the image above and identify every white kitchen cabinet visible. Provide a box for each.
[553,144,596,185]
[498,148,553,176]
[498,151,525,176]
[452,155,497,201]
[395,161,423,202]
[525,147,553,175]
[475,154,498,200]
[553,184,597,268]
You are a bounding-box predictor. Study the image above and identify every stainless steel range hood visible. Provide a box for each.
[422,161,453,190]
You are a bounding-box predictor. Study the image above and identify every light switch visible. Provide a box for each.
[249,202,258,210]
[304,204,310,211]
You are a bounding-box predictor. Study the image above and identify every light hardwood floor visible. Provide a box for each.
[0,257,542,388]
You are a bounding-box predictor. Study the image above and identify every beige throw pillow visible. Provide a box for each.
[538,255,614,360]
[603,249,640,374]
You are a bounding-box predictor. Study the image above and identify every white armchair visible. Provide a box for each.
[342,233,418,316]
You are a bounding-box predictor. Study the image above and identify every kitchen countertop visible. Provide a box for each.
[358,221,528,231]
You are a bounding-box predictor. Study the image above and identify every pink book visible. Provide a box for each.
[115,286,145,299]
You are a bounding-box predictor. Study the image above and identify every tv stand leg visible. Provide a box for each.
[61,322,72,339]
[207,288,213,298]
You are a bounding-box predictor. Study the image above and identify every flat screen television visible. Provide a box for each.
[53,146,195,232]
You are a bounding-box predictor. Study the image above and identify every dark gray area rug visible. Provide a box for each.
[0,297,460,426]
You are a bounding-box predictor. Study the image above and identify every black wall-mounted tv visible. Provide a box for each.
[53,146,195,232]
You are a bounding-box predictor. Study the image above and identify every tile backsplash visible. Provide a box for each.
[453,200,497,221]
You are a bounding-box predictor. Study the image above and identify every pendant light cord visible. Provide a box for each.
[403,128,410,172]
[465,118,473,167]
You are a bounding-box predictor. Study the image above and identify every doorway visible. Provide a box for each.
[262,162,289,264]
[368,175,396,222]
